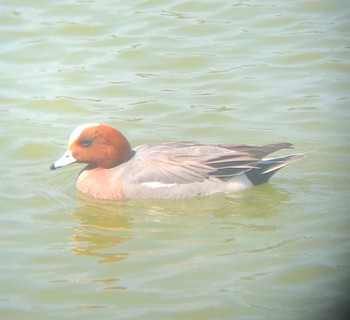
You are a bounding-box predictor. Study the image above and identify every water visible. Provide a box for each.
[1,1,349,319]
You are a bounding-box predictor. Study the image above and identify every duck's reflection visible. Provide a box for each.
[70,197,133,263]
[68,184,290,263]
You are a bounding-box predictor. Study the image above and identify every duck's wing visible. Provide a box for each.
[217,142,293,159]
[130,142,295,184]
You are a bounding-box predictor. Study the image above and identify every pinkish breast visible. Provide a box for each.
[76,169,125,200]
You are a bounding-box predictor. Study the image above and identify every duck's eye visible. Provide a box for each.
[80,138,92,147]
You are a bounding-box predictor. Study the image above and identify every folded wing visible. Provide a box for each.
[131,142,303,185]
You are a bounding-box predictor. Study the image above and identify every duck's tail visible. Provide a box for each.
[245,152,308,185]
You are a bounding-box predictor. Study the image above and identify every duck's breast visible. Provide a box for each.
[76,168,125,200]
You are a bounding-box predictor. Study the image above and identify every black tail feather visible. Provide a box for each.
[246,153,307,185]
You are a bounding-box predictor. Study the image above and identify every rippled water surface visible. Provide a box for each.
[1,1,349,319]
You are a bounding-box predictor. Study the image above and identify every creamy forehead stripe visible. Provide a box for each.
[68,123,100,147]
[141,182,178,189]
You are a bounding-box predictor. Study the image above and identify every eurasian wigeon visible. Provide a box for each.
[50,123,307,200]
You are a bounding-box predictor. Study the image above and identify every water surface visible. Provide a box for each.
[1,1,349,319]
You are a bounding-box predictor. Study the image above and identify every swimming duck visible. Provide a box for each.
[51,123,306,200]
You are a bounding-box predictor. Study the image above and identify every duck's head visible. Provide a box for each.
[50,123,132,170]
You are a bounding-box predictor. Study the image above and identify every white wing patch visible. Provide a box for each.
[142,182,178,189]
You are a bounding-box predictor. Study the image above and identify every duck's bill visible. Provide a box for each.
[50,150,77,170]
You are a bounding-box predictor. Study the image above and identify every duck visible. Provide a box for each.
[50,123,307,200]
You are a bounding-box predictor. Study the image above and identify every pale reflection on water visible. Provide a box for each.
[71,202,131,264]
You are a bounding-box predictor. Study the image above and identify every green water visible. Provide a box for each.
[1,1,349,319]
